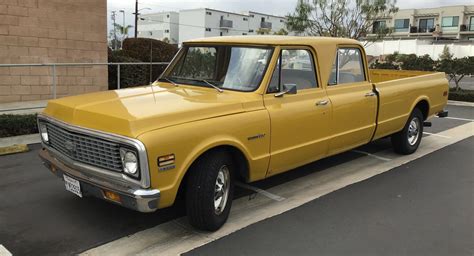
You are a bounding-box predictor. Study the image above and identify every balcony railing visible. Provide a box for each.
[260,21,272,29]
[219,19,233,28]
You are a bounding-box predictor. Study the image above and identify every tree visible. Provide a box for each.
[273,28,289,35]
[256,28,271,35]
[286,0,398,40]
[114,23,134,48]
[439,45,453,61]
[437,57,474,91]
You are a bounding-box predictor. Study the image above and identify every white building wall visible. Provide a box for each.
[364,39,474,59]
[179,9,207,44]
[138,12,179,44]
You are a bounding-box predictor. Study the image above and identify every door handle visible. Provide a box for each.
[316,100,329,106]
[365,92,376,97]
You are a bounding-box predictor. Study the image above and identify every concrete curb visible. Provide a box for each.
[0,144,29,156]
[0,134,40,148]
[448,100,474,107]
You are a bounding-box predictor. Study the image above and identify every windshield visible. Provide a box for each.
[163,45,273,92]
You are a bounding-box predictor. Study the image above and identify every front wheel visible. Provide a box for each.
[185,151,235,231]
[391,108,424,155]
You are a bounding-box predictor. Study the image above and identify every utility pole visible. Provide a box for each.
[111,11,118,50]
[134,0,138,38]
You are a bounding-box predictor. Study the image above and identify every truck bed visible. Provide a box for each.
[370,69,449,140]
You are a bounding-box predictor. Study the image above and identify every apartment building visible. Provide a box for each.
[137,8,288,45]
[369,5,474,41]
[137,12,179,44]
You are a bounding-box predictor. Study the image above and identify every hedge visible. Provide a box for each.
[0,114,38,138]
[108,38,178,90]
[449,89,474,102]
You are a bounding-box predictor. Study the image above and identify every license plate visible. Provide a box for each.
[64,175,82,198]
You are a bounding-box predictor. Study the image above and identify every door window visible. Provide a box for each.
[267,49,318,93]
[328,48,365,85]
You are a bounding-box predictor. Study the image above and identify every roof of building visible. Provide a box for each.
[184,35,360,46]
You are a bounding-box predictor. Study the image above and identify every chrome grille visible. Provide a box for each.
[45,122,123,172]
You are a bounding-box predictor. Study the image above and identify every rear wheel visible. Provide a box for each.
[391,108,424,155]
[185,150,235,231]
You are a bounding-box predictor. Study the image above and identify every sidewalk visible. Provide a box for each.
[0,100,47,115]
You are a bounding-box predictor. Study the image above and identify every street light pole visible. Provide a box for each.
[111,11,118,50]
[119,10,125,48]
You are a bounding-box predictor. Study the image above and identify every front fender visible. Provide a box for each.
[138,110,271,208]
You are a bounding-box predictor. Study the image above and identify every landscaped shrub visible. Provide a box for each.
[108,49,149,89]
[0,114,38,138]
[448,89,474,102]
[108,38,179,89]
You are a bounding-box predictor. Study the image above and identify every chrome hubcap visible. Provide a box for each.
[407,117,420,146]
[214,165,230,215]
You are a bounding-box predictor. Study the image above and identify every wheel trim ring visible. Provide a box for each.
[214,165,230,215]
[407,117,420,146]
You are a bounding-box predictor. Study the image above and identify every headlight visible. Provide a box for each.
[39,122,49,143]
[120,148,139,178]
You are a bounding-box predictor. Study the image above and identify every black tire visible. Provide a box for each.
[185,150,235,231]
[391,108,424,155]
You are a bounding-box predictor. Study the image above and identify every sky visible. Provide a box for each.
[107,0,474,36]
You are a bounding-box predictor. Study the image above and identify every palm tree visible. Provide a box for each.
[114,23,134,49]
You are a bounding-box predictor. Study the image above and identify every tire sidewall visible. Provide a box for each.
[403,108,424,153]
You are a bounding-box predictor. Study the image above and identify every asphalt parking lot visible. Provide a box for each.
[0,104,472,256]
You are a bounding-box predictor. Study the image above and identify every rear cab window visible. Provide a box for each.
[328,47,366,86]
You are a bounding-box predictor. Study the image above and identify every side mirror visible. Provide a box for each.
[275,84,297,97]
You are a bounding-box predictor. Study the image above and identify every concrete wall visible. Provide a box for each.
[364,39,474,60]
[0,0,108,104]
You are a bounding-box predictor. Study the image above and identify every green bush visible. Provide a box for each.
[0,114,38,138]
[108,38,178,90]
[448,89,474,102]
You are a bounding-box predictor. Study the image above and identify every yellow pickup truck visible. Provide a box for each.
[38,36,449,231]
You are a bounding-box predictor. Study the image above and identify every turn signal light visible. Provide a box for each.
[103,190,121,203]
[443,91,448,97]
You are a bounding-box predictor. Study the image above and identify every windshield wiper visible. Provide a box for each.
[201,79,223,93]
[159,77,178,86]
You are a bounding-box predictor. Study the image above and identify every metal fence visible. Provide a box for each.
[0,62,170,99]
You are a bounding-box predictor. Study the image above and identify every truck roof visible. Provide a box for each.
[184,36,361,46]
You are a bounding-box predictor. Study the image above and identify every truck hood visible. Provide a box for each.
[43,84,247,138]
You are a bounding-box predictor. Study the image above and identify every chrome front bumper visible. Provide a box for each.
[39,148,160,213]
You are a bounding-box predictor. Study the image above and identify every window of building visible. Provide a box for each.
[149,31,153,36]
[419,18,435,32]
[206,11,212,15]
[250,14,254,18]
[267,49,318,93]
[242,33,247,35]
[372,20,386,33]
[394,19,409,32]
[220,32,223,36]
[166,14,169,18]
[328,48,365,85]
[441,16,459,27]
[249,29,254,33]
[243,17,248,21]
[205,28,211,32]
[470,16,474,31]
[164,29,169,33]
[280,19,284,23]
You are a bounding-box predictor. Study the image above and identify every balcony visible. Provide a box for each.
[459,24,474,34]
[260,21,272,29]
[219,19,233,28]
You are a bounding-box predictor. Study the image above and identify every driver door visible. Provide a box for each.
[264,47,331,176]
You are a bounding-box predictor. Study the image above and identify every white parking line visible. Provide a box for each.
[423,132,452,139]
[236,182,286,202]
[0,245,12,256]
[438,116,474,122]
[351,150,392,161]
